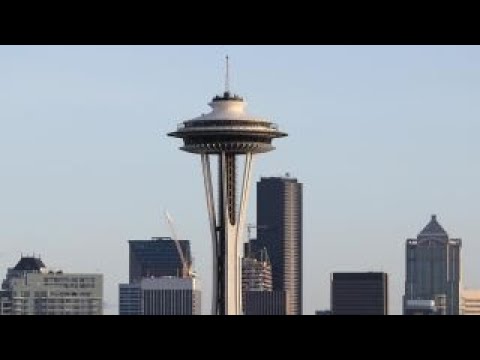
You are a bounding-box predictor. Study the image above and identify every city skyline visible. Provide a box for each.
[1,45,480,314]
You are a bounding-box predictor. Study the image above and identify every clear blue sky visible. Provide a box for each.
[1,45,480,315]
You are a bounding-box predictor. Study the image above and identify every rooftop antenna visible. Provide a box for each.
[225,55,230,94]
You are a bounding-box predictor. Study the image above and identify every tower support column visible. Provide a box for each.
[201,152,254,315]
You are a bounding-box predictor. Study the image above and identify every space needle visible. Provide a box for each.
[168,58,287,315]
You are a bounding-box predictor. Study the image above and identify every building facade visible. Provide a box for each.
[461,289,480,315]
[242,246,272,293]
[119,277,201,315]
[0,290,12,315]
[242,242,274,315]
[118,284,142,315]
[129,237,192,283]
[403,215,461,315]
[244,290,289,315]
[255,176,303,315]
[2,256,46,289]
[1,256,102,315]
[331,272,388,315]
[404,298,446,315]
[9,273,103,315]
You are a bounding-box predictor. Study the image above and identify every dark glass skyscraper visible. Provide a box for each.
[403,215,461,315]
[129,237,192,283]
[331,272,389,315]
[244,291,289,315]
[255,176,303,315]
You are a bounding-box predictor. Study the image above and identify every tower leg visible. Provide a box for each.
[201,154,219,315]
[236,152,253,314]
[202,152,254,315]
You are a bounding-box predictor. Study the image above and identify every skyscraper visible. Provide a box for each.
[331,272,388,315]
[255,176,303,315]
[404,215,461,315]
[129,237,192,283]
[119,277,201,315]
[168,61,287,315]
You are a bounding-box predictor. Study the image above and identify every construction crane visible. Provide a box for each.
[164,211,192,278]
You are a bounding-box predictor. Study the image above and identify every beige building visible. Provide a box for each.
[461,289,480,315]
[2,257,103,315]
[10,272,103,315]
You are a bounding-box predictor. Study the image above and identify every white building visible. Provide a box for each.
[119,277,201,315]
[2,257,103,315]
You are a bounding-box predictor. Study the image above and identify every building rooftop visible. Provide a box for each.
[418,215,448,237]
[260,174,299,182]
[128,237,174,243]
[13,256,45,272]
[212,91,244,102]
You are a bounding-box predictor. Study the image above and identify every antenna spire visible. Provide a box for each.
[225,55,230,94]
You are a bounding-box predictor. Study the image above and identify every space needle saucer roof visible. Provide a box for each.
[168,91,287,154]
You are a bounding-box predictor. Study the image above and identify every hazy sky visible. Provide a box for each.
[1,45,480,315]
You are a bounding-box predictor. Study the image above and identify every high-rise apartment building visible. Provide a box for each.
[255,175,302,315]
[403,215,461,315]
[1,256,102,315]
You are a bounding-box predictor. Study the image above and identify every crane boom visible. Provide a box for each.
[164,211,190,278]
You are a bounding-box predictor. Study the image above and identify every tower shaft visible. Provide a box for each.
[202,152,253,315]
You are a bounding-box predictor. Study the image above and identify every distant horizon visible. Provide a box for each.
[1,45,480,314]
